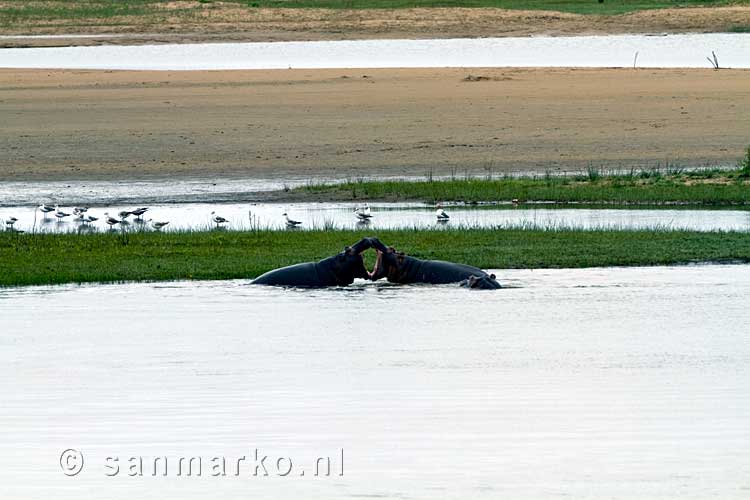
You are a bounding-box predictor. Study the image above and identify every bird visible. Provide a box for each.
[354,204,373,221]
[149,219,169,230]
[73,206,89,216]
[131,207,149,220]
[82,214,98,224]
[283,212,302,228]
[54,205,71,221]
[511,198,520,206]
[435,204,450,222]
[103,212,121,228]
[211,211,228,227]
[38,203,55,218]
[118,210,133,220]
[5,216,18,228]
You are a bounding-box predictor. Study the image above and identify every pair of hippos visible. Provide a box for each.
[253,237,501,289]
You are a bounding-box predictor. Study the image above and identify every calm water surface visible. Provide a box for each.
[1,265,749,498]
[1,34,748,70]
[4,201,750,232]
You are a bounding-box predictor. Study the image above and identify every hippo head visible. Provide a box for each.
[461,274,502,289]
[328,245,370,284]
[368,246,407,282]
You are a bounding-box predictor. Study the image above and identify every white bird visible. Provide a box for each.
[149,219,169,230]
[211,211,228,227]
[103,212,121,228]
[38,203,55,218]
[283,212,302,228]
[54,205,71,220]
[73,206,89,216]
[82,214,98,224]
[436,204,450,221]
[354,204,373,221]
[118,210,133,220]
[5,216,18,228]
[131,207,149,220]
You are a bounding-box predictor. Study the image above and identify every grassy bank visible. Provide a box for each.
[1,0,745,29]
[295,166,750,205]
[2,227,749,287]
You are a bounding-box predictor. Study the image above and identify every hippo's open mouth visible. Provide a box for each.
[367,250,384,280]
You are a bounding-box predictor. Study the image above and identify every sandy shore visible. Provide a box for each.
[1,7,749,47]
[1,67,748,182]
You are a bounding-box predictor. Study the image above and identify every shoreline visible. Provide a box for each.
[2,6,749,47]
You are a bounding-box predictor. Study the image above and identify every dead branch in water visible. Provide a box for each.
[707,51,720,70]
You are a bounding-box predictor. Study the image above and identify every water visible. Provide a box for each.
[1,34,748,70]
[1,264,749,498]
[0,177,300,207]
[4,201,750,233]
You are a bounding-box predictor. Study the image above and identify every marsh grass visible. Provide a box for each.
[740,146,750,178]
[3,227,750,287]
[298,167,750,205]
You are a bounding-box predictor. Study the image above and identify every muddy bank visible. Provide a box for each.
[1,67,748,182]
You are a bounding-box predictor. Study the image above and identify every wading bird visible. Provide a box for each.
[54,205,71,221]
[118,210,133,220]
[103,212,121,229]
[131,207,149,220]
[82,214,98,225]
[5,216,18,228]
[149,219,169,230]
[436,204,450,222]
[354,204,373,221]
[211,211,228,227]
[283,212,302,228]
[38,204,55,219]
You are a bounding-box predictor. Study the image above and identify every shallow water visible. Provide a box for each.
[1,265,749,498]
[4,201,750,233]
[1,34,748,70]
[0,177,296,207]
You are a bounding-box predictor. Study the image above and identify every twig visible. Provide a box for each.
[706,51,720,70]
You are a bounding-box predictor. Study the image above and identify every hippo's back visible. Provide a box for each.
[418,260,488,284]
[253,262,322,287]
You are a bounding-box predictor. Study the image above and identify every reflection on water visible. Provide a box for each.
[1,34,749,70]
[3,202,750,233]
[1,265,749,499]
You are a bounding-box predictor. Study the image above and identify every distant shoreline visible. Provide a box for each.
[1,5,749,48]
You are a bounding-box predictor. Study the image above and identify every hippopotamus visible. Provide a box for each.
[253,237,373,287]
[368,238,501,289]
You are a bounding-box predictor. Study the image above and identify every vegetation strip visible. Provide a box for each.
[294,166,750,204]
[0,0,746,27]
[2,228,750,287]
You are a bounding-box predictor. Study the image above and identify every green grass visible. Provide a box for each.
[241,0,740,14]
[1,0,746,29]
[0,1,154,25]
[2,227,749,287]
[297,167,750,205]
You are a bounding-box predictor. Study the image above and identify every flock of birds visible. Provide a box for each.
[282,203,450,229]
[4,202,452,232]
[31,204,172,230]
